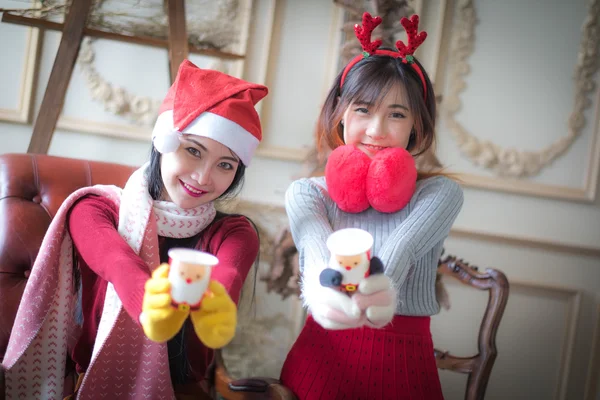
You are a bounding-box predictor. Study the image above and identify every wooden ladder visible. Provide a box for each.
[0,1,203,154]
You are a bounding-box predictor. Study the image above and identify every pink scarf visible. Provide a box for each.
[2,163,216,400]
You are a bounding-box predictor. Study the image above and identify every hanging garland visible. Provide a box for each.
[444,0,599,177]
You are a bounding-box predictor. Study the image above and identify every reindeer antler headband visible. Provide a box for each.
[340,13,428,101]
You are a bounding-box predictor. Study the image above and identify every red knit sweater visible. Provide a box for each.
[67,195,258,381]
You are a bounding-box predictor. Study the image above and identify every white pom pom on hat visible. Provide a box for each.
[151,60,268,166]
[152,127,181,154]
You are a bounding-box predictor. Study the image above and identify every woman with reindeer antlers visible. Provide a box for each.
[280,13,463,399]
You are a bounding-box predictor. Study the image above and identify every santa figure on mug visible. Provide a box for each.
[319,228,384,294]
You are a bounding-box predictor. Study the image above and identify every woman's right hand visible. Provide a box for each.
[353,274,397,328]
[306,283,366,330]
[140,263,188,342]
[302,262,366,330]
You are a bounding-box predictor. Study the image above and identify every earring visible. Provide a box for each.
[340,120,344,125]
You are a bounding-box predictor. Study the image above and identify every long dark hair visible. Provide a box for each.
[316,52,437,162]
[149,144,260,383]
[148,143,260,298]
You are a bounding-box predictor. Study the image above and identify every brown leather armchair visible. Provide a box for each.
[0,153,296,400]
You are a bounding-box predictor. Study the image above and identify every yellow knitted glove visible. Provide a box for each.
[140,263,189,343]
[190,280,237,349]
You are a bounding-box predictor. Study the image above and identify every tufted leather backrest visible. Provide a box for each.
[0,153,137,362]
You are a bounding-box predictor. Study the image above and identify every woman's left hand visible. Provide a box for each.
[353,274,397,328]
[190,280,237,349]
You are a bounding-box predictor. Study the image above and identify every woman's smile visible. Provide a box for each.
[362,143,389,151]
[361,143,390,156]
[180,180,206,198]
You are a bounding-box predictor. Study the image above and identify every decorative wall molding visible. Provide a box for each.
[585,301,600,400]
[427,0,449,87]
[76,37,163,127]
[551,285,582,400]
[444,0,600,179]
[250,0,312,162]
[245,0,305,161]
[255,143,310,161]
[231,199,600,259]
[442,278,582,400]
[245,0,274,117]
[0,25,39,124]
[449,227,600,259]
[512,281,581,400]
[56,115,151,140]
[321,1,344,104]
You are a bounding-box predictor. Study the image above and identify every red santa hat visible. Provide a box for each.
[152,60,268,166]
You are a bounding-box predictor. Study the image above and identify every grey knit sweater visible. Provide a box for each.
[285,175,464,316]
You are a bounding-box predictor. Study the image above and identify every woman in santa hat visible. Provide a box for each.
[279,13,463,400]
[2,60,267,399]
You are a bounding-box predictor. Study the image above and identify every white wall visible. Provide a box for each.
[1,0,599,399]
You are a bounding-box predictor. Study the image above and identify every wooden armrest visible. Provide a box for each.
[434,348,477,374]
[228,377,286,392]
[228,378,268,393]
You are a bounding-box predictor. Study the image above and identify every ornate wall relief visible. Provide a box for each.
[76,37,229,128]
[68,0,242,127]
[444,0,600,178]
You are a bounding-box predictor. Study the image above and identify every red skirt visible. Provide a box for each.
[280,315,443,400]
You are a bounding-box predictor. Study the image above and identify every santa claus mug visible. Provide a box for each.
[320,228,383,293]
[167,248,219,311]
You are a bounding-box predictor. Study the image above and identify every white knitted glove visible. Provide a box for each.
[353,274,397,328]
[302,265,365,330]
